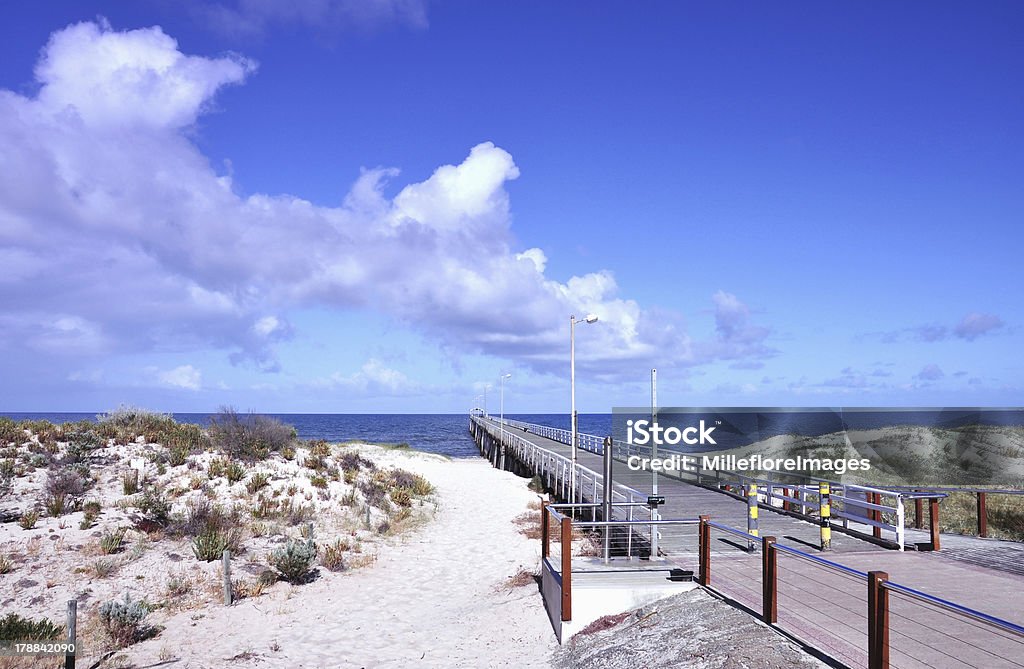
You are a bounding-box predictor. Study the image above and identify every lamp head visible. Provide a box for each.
[584,314,599,324]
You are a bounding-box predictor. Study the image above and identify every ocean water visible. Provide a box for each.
[3,409,1021,458]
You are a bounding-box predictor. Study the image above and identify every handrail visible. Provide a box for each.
[881,580,1024,638]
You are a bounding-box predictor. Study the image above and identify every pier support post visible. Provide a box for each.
[914,493,923,529]
[928,498,941,551]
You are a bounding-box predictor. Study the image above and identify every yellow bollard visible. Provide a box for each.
[819,481,832,550]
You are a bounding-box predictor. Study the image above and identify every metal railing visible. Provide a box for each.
[542,502,700,621]
[697,516,1024,669]
[470,415,656,541]
[494,416,936,551]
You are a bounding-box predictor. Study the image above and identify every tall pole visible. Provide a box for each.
[500,373,511,469]
[570,315,577,505]
[651,368,659,559]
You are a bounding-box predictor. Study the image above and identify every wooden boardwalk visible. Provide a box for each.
[472,416,1024,669]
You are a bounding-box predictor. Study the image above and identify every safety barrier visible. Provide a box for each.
[698,517,1024,668]
[494,416,929,551]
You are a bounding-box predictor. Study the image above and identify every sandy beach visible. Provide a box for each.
[123,451,556,668]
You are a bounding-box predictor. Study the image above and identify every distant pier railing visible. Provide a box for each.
[494,416,953,551]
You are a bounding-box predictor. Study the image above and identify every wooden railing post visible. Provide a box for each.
[872,492,882,539]
[868,571,890,669]
[698,515,711,586]
[782,487,790,512]
[929,497,941,551]
[762,536,777,624]
[560,515,572,621]
[541,501,550,559]
[977,492,987,538]
[914,492,923,529]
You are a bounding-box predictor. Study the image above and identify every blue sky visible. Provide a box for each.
[0,1,1021,413]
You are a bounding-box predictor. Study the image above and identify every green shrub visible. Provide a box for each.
[309,474,328,489]
[19,510,38,530]
[246,472,270,494]
[390,488,412,507]
[43,468,88,517]
[0,554,12,574]
[0,613,63,641]
[307,440,331,458]
[225,461,246,483]
[136,486,171,525]
[98,593,150,646]
[269,538,317,584]
[0,417,24,446]
[100,527,128,554]
[191,527,242,562]
[208,407,297,461]
[390,469,433,496]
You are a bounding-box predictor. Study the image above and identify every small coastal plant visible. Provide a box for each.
[191,527,242,562]
[320,539,347,572]
[136,486,171,525]
[100,527,128,554]
[246,472,270,494]
[0,554,12,574]
[98,593,151,646]
[122,470,140,495]
[268,538,317,584]
[90,557,117,579]
[19,510,39,530]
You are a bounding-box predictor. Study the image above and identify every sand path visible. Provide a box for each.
[124,453,556,668]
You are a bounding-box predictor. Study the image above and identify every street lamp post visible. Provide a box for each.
[570,313,599,505]
[499,373,512,469]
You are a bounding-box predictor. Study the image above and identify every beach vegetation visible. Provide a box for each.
[43,467,89,516]
[165,574,192,598]
[90,557,118,578]
[122,470,140,495]
[0,613,63,641]
[309,473,328,489]
[19,510,39,530]
[246,471,270,494]
[0,554,12,574]
[100,527,128,554]
[319,539,347,572]
[208,407,297,461]
[98,593,152,646]
[191,526,242,562]
[268,538,318,584]
[307,440,331,458]
[135,486,171,526]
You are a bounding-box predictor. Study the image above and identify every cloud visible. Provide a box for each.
[876,312,1005,344]
[915,364,945,382]
[0,22,771,388]
[195,0,428,39]
[158,365,203,390]
[317,359,417,396]
[953,313,1004,341]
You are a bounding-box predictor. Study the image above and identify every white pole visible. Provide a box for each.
[651,368,659,559]
[570,315,577,505]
